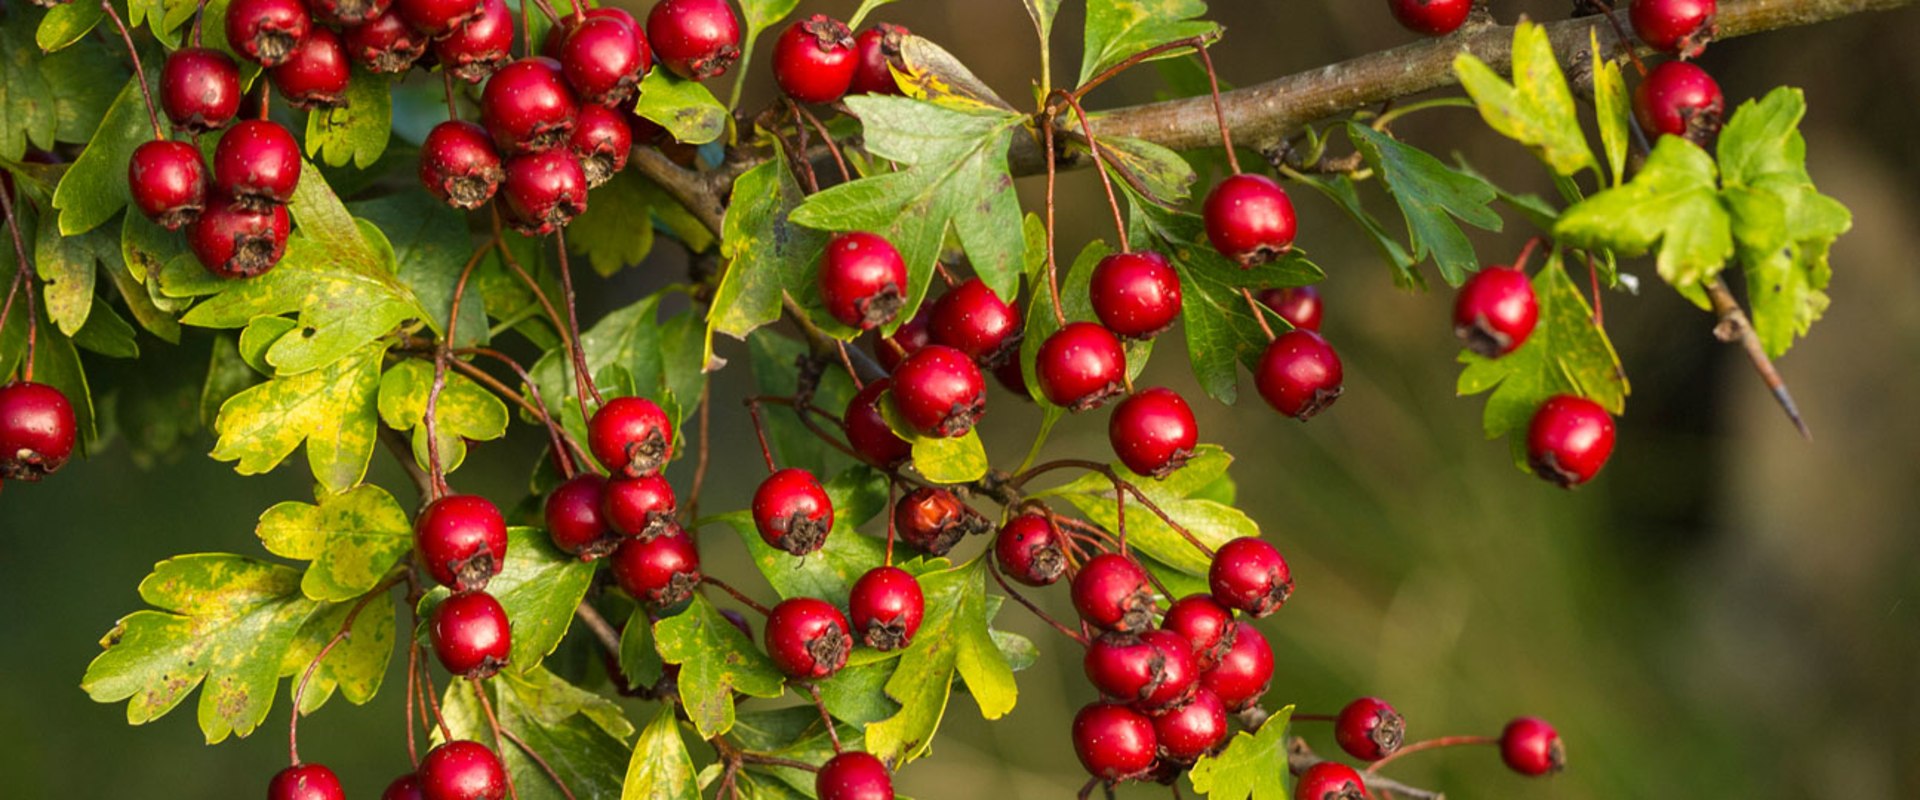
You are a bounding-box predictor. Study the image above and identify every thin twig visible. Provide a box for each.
[1705,277,1811,439]
[702,576,773,616]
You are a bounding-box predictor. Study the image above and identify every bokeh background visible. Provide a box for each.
[4,0,1919,797]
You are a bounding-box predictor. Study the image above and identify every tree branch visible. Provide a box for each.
[1705,277,1811,438]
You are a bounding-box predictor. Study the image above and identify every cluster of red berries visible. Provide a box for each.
[1630,0,1725,147]
[268,737,510,800]
[0,381,77,486]
[767,12,909,106]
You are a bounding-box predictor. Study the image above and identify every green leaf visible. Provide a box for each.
[72,301,139,358]
[567,167,657,276]
[129,0,204,47]
[279,589,395,714]
[1291,172,1419,288]
[816,658,901,725]
[719,465,891,606]
[635,68,728,145]
[1023,0,1063,45]
[532,290,709,448]
[1077,0,1217,85]
[200,334,257,426]
[847,0,896,29]
[625,705,700,800]
[256,484,410,602]
[738,0,802,37]
[34,210,115,335]
[208,342,382,493]
[377,360,509,475]
[350,192,488,349]
[619,606,666,688]
[864,557,1016,764]
[1347,124,1502,287]
[706,146,831,365]
[1189,705,1294,800]
[1556,135,1731,293]
[1591,31,1631,187]
[418,528,595,674]
[441,667,633,800]
[82,554,320,743]
[52,72,151,235]
[653,592,787,739]
[728,707,865,795]
[1033,444,1253,576]
[1101,135,1197,208]
[1452,21,1595,177]
[306,68,392,168]
[37,0,104,52]
[744,333,858,478]
[872,387,991,483]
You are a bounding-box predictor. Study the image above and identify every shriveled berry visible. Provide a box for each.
[1295,761,1369,800]
[1255,330,1342,420]
[1199,621,1271,711]
[501,151,588,235]
[214,120,302,209]
[995,513,1066,587]
[1209,537,1291,617]
[0,382,77,481]
[269,763,345,800]
[589,396,673,477]
[226,0,313,67]
[603,474,677,540]
[1526,395,1615,488]
[1084,630,1198,711]
[772,15,857,105]
[820,232,909,330]
[1634,60,1724,147]
[874,306,931,373]
[1202,174,1296,268]
[1257,285,1322,332]
[1632,0,1717,58]
[764,596,853,679]
[160,48,242,133]
[570,103,632,187]
[929,278,1021,368]
[187,194,290,278]
[1500,716,1566,776]
[893,486,989,556]
[889,345,986,438]
[1072,553,1155,634]
[420,120,504,209]
[1335,697,1405,762]
[609,524,702,608]
[843,379,912,469]
[753,468,835,555]
[1109,387,1198,479]
[646,0,741,80]
[430,590,511,679]
[1072,702,1157,781]
[1161,595,1236,672]
[545,474,616,559]
[128,140,207,231]
[346,9,430,74]
[1154,688,1228,762]
[312,0,390,26]
[1388,0,1472,37]
[1453,265,1538,357]
[849,23,909,96]
[271,26,351,110]
[395,0,483,37]
[816,751,895,800]
[560,14,650,106]
[1090,251,1182,339]
[414,494,508,591]
[1035,322,1126,411]
[433,0,513,83]
[849,566,924,651]
[418,740,508,800]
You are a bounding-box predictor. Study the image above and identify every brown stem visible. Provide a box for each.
[452,347,587,475]
[1364,734,1497,773]
[1241,287,1277,342]
[1042,117,1068,326]
[1705,277,1811,439]
[799,682,843,753]
[288,576,402,764]
[793,102,852,183]
[470,682,524,800]
[498,727,577,800]
[551,231,602,417]
[687,383,713,522]
[702,575,773,617]
[0,184,37,379]
[744,397,780,472]
[1191,40,1241,174]
[1052,91,1130,253]
[99,1,165,139]
[405,639,421,765]
[574,602,623,660]
[987,557,1089,645]
[1286,737,1448,800]
[414,642,454,741]
[1012,460,1218,558]
[1070,34,1221,103]
[380,427,436,501]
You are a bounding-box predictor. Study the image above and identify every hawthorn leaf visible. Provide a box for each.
[52,72,150,235]
[377,360,509,475]
[1078,0,1217,85]
[1453,21,1595,177]
[129,0,204,47]
[34,210,114,335]
[729,707,865,796]
[209,341,382,493]
[106,225,183,342]
[1189,705,1294,800]
[441,667,633,800]
[306,68,392,168]
[1022,0,1063,57]
[624,705,700,800]
[873,387,990,484]
[654,592,787,739]
[255,484,411,602]
[37,0,103,52]
[1033,445,1251,576]
[719,464,891,606]
[619,606,666,688]
[350,192,488,348]
[568,167,657,276]
[1555,135,1731,294]
[1101,135,1197,207]
[706,145,830,365]
[816,657,901,725]
[2,12,121,160]
[199,335,257,426]
[1591,30,1631,186]
[1348,124,1502,287]
[278,589,396,714]
[1291,173,1419,288]
[864,556,1016,764]
[847,0,895,29]
[894,35,1018,114]
[72,301,139,358]
[635,68,728,145]
[417,528,595,674]
[532,289,708,448]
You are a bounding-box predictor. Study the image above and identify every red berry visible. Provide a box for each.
[1453,265,1538,357]
[420,120,504,209]
[1388,0,1472,36]
[214,120,302,209]
[346,9,430,74]
[819,232,909,330]
[396,0,483,37]
[160,48,241,133]
[1499,716,1566,776]
[433,0,513,83]
[482,58,579,155]
[1108,387,1198,479]
[1255,330,1343,420]
[128,140,207,231]
[560,14,650,106]
[541,8,640,58]
[1202,174,1296,268]
[1632,0,1717,57]
[752,468,835,555]
[843,379,912,469]
[1334,697,1405,762]
[764,596,852,679]
[418,740,508,800]
[892,486,988,556]
[187,194,290,278]
[225,0,313,67]
[0,382,77,481]
[929,278,1022,367]
[382,774,427,800]
[570,103,632,188]
[430,590,512,679]
[646,0,741,80]
[1154,688,1228,762]
[271,26,350,110]
[889,344,986,438]
[1072,553,1155,634]
[848,23,909,96]
[992,357,1029,397]
[1161,594,1236,672]
[1200,621,1272,711]
[849,566,924,651]
[609,523,702,608]
[1089,251,1183,339]
[603,474,677,540]
[873,306,931,373]
[1035,322,1126,411]
[588,396,673,477]
[773,15,857,105]
[1208,537,1291,617]
[1526,395,1615,487]
[501,151,588,235]
[1257,285,1322,332]
[1071,702,1157,780]
[816,751,894,800]
[545,474,615,559]
[994,513,1066,587]
[1634,60,1725,147]
[1295,761,1369,800]
[314,0,390,25]
[270,763,345,800]
[1083,630,1198,711]
[414,493,508,591]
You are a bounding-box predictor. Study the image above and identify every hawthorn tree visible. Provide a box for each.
[0,0,1900,797]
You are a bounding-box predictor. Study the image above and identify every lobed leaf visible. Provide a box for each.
[255,484,410,602]
[1556,136,1731,294]
[1033,445,1253,576]
[441,667,633,800]
[208,342,383,493]
[1189,705,1295,800]
[863,556,1017,764]
[706,145,831,367]
[306,68,392,169]
[635,69,728,145]
[377,360,510,475]
[278,589,396,714]
[1078,0,1217,85]
[1347,124,1502,287]
[623,705,701,800]
[653,593,787,739]
[1452,21,1595,177]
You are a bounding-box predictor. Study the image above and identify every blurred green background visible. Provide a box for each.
[4,1,1919,798]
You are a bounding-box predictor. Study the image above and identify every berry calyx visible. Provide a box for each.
[1453,265,1538,357]
[0,382,77,481]
[816,751,895,800]
[609,524,702,608]
[1160,594,1237,672]
[1208,537,1292,617]
[1083,630,1198,711]
[752,468,835,555]
[849,566,925,651]
[1525,394,1616,488]
[589,396,673,477]
[395,0,483,37]
[603,474,678,540]
[225,0,314,67]
[1334,696,1405,762]
[764,596,853,679]
[430,590,512,679]
[500,150,589,235]
[545,474,616,559]
[892,486,989,556]
[128,140,208,231]
[1499,716,1566,776]
[994,513,1066,586]
[269,763,346,800]
[1071,702,1157,781]
[1631,0,1717,58]
[874,306,931,373]
[929,278,1022,368]
[889,345,987,438]
[1634,60,1725,147]
[1108,387,1198,479]
[346,9,430,74]
[773,15,858,105]
[311,0,390,26]
[1035,321,1127,412]
[1200,621,1272,711]
[1089,251,1183,339]
[414,493,509,591]
[481,57,579,156]
[1257,285,1323,332]
[1071,553,1156,634]
[418,740,508,800]
[646,0,742,80]
[849,23,909,96]
[187,194,291,278]
[1154,688,1229,763]
[432,0,513,83]
[1388,0,1472,37]
[570,103,633,188]
[559,14,650,106]
[1255,329,1343,420]
[159,48,242,133]
[1295,761,1370,800]
[214,120,302,209]
[819,231,909,330]
[844,379,913,469]
[270,26,351,110]
[382,774,427,800]
[420,120,505,209]
[1202,173,1296,268]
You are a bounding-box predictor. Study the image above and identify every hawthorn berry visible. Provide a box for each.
[1154,688,1229,762]
[1632,0,1717,58]
[1453,265,1538,357]
[430,590,511,679]
[433,0,513,83]
[646,0,742,80]
[1109,387,1198,479]
[499,149,588,232]
[843,379,913,469]
[225,0,313,67]
[1526,395,1615,488]
[992,358,1030,397]
[214,120,302,209]
[603,474,677,540]
[1257,285,1322,332]
[127,140,207,231]
[570,103,633,188]
[1083,629,1198,711]
[994,513,1067,587]
[849,565,925,650]
[1255,329,1343,420]
[1202,173,1296,268]
[418,740,508,800]
[382,774,427,800]
[889,344,986,437]
[819,232,909,330]
[764,596,853,679]
[420,120,504,209]
[773,15,858,104]
[545,474,616,559]
[752,467,835,555]
[482,58,580,155]
[849,23,909,96]
[1090,251,1183,339]
[589,396,673,477]
[929,278,1022,367]
[609,524,702,608]
[269,763,345,800]
[1200,621,1272,710]
[187,194,291,278]
[892,486,989,556]
[159,48,241,133]
[0,382,77,481]
[874,306,932,373]
[1161,594,1237,672]
[1295,761,1369,800]
[541,8,641,58]
[1035,322,1127,411]
[559,14,650,106]
[1388,0,1472,37]
[1334,696,1405,762]
[271,26,351,110]
[312,0,389,26]
[816,751,895,800]
[414,493,508,591]
[1209,537,1292,617]
[395,0,483,37]
[1071,702,1158,781]
[1500,716,1566,776]
[346,9,430,74]
[1634,60,1725,147]
[1072,553,1156,634]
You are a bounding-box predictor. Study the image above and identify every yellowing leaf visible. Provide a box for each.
[1078,0,1217,85]
[1190,705,1294,800]
[256,484,411,602]
[654,593,787,739]
[377,360,510,475]
[623,705,700,800]
[1453,22,1595,177]
[209,342,383,494]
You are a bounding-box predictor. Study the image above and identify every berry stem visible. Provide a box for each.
[0,188,38,381]
[1052,90,1131,253]
[1241,287,1278,342]
[792,101,852,183]
[288,575,401,765]
[1511,235,1544,274]
[884,476,898,566]
[800,682,843,753]
[470,680,525,800]
[405,640,421,765]
[1012,460,1218,558]
[784,104,824,194]
[422,245,489,499]
[444,73,459,122]
[987,557,1090,645]
[1585,252,1605,327]
[497,726,578,800]
[488,213,574,348]
[1191,39,1242,175]
[702,575,773,617]
[190,0,208,47]
[415,650,456,741]
[743,397,780,473]
[687,382,713,522]
[551,231,603,420]
[1284,735,1446,800]
[452,347,587,476]
[1069,33,1220,105]
[1041,114,1069,327]
[1362,734,1496,773]
[833,340,865,391]
[99,0,166,140]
